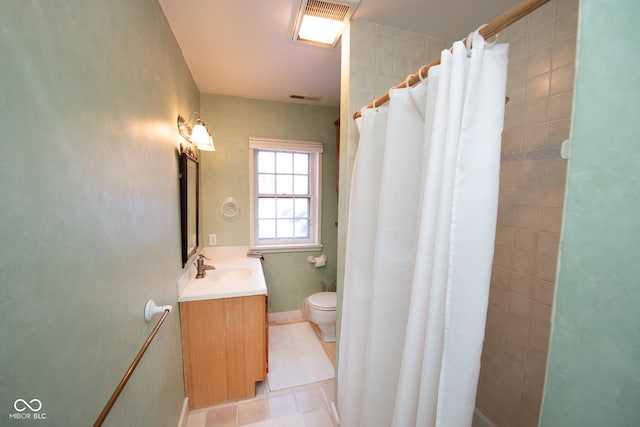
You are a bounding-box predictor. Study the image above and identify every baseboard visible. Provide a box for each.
[330,401,341,426]
[177,398,189,427]
[472,407,496,427]
[268,310,302,323]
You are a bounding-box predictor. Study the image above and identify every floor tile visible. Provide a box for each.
[238,398,268,425]
[302,408,334,427]
[319,381,335,406]
[268,392,298,419]
[185,410,206,427]
[244,413,305,427]
[205,405,237,427]
[294,386,325,413]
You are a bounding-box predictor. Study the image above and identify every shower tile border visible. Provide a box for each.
[501,144,562,163]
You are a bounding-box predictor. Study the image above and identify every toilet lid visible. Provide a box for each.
[307,292,336,311]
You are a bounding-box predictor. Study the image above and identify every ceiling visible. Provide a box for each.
[159,0,520,107]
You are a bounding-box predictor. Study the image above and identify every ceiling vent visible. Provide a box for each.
[291,0,360,48]
[289,94,322,102]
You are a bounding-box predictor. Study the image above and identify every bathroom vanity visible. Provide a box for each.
[178,247,268,409]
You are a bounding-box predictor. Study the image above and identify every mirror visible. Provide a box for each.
[180,148,199,267]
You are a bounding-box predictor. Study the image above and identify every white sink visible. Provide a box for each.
[178,246,268,302]
[208,267,252,283]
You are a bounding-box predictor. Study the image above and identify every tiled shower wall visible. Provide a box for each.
[343,21,451,191]
[475,0,578,426]
[347,20,451,116]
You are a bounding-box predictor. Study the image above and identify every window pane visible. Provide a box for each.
[258,219,276,239]
[293,175,308,195]
[257,151,275,173]
[277,219,294,238]
[258,173,275,194]
[258,198,276,218]
[276,152,293,173]
[251,142,321,248]
[276,198,293,218]
[294,198,309,218]
[293,153,309,174]
[276,175,293,194]
[294,219,309,239]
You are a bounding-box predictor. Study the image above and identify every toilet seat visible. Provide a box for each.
[307,292,336,311]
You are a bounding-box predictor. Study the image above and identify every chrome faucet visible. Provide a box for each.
[195,254,216,279]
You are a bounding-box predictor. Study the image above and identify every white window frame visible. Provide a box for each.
[249,137,323,252]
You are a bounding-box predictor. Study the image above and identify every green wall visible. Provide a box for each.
[200,94,339,313]
[0,1,198,425]
[540,1,640,425]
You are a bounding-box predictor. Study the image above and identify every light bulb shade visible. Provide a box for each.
[177,113,215,152]
[189,122,210,145]
[197,135,215,152]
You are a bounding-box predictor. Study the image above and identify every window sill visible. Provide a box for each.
[250,244,323,254]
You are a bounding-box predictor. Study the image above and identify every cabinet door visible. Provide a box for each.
[180,298,227,408]
[231,295,266,393]
[180,295,266,409]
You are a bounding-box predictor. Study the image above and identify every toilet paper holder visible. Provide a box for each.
[307,254,327,268]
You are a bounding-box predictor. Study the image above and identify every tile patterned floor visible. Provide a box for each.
[185,321,337,427]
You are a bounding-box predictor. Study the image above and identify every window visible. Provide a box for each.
[249,137,323,251]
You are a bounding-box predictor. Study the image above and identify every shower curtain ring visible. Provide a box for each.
[418,65,428,82]
[466,24,484,55]
[477,23,499,46]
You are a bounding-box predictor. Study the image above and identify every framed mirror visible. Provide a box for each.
[180,147,199,267]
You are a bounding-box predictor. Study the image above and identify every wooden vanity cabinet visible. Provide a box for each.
[179,294,267,409]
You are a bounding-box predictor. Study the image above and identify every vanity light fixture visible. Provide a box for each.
[291,0,359,48]
[177,113,215,151]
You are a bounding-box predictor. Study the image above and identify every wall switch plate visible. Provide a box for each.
[209,234,217,246]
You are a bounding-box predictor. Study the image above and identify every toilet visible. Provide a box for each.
[302,291,337,342]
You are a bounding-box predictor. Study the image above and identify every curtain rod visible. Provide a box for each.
[353,0,551,119]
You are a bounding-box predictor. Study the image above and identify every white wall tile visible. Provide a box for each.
[554,9,578,43]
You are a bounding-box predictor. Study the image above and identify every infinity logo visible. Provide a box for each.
[13,399,42,412]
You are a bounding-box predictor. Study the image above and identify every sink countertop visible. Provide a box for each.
[178,246,267,302]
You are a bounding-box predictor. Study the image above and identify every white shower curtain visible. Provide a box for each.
[338,33,508,427]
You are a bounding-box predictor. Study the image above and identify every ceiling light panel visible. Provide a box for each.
[292,0,359,48]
